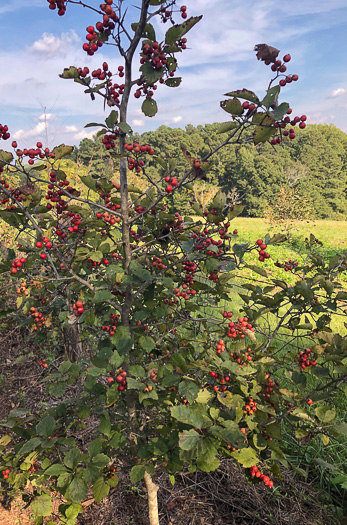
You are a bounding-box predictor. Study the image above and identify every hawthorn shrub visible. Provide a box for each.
[0,1,346,524]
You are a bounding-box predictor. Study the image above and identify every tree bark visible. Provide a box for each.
[63,324,83,362]
[144,472,160,525]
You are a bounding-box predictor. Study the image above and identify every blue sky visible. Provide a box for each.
[0,0,346,149]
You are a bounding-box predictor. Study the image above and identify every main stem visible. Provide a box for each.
[117,3,160,524]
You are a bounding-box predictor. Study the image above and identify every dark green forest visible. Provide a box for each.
[74,123,347,219]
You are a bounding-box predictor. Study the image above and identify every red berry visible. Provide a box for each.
[283,54,291,62]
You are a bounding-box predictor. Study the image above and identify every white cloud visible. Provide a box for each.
[13,129,25,139]
[132,119,145,127]
[65,125,78,133]
[39,113,54,121]
[73,129,96,141]
[330,88,346,97]
[29,31,80,59]
[172,116,182,123]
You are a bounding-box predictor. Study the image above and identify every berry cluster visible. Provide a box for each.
[194,225,225,257]
[30,306,46,330]
[0,124,10,140]
[164,174,178,193]
[82,1,119,56]
[10,257,26,274]
[45,171,72,213]
[38,358,48,368]
[226,317,254,340]
[209,371,229,392]
[2,468,10,480]
[261,373,279,402]
[47,0,66,16]
[243,396,257,415]
[209,272,218,284]
[102,313,119,336]
[102,131,120,150]
[255,239,270,262]
[284,259,299,272]
[229,346,254,365]
[249,465,274,488]
[298,348,317,370]
[215,339,225,355]
[72,300,84,316]
[124,142,155,172]
[152,256,167,270]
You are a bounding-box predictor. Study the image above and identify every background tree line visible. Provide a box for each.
[74,123,347,219]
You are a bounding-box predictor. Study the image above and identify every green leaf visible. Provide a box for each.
[141,98,158,117]
[45,464,68,476]
[31,494,52,517]
[315,406,336,423]
[217,121,239,134]
[94,289,116,303]
[106,384,119,407]
[118,122,132,134]
[140,62,164,85]
[179,429,200,450]
[92,454,110,468]
[231,447,258,468]
[105,110,118,129]
[220,98,243,116]
[178,381,199,403]
[88,438,103,458]
[0,149,14,167]
[93,477,110,502]
[272,102,289,121]
[224,89,260,104]
[132,22,156,41]
[245,264,268,278]
[171,405,211,430]
[108,474,119,487]
[65,503,83,520]
[261,86,280,109]
[99,416,112,437]
[129,365,146,378]
[165,16,203,45]
[138,336,156,353]
[18,437,42,455]
[253,113,275,145]
[67,478,88,502]
[84,122,105,129]
[127,377,144,390]
[60,66,79,79]
[165,77,182,87]
[52,144,74,160]
[36,416,55,438]
[130,465,145,483]
[334,422,347,436]
[64,448,82,470]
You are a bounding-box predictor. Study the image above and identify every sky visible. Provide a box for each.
[0,0,346,149]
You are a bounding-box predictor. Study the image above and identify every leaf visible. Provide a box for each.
[0,149,13,167]
[253,113,275,145]
[268,233,287,245]
[132,22,156,41]
[45,464,68,476]
[118,122,132,134]
[223,89,260,104]
[254,44,280,63]
[36,416,56,438]
[60,66,79,79]
[99,417,112,437]
[106,384,119,407]
[84,122,105,129]
[128,365,146,378]
[130,465,145,483]
[140,62,164,85]
[315,406,336,423]
[217,121,239,134]
[52,144,74,160]
[108,474,119,487]
[127,377,144,390]
[261,86,280,109]
[68,478,88,502]
[220,98,243,116]
[65,503,83,520]
[94,290,115,303]
[92,454,110,468]
[165,16,203,45]
[18,437,42,455]
[142,98,158,117]
[272,102,289,121]
[245,264,268,278]
[334,422,347,436]
[231,447,258,468]
[93,477,110,502]
[170,405,211,430]
[31,494,52,517]
[105,110,118,129]
[165,77,182,87]
[64,448,82,470]
[178,381,199,403]
[139,336,156,353]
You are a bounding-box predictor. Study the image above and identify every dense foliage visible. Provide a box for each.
[75,123,347,219]
[0,1,346,525]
